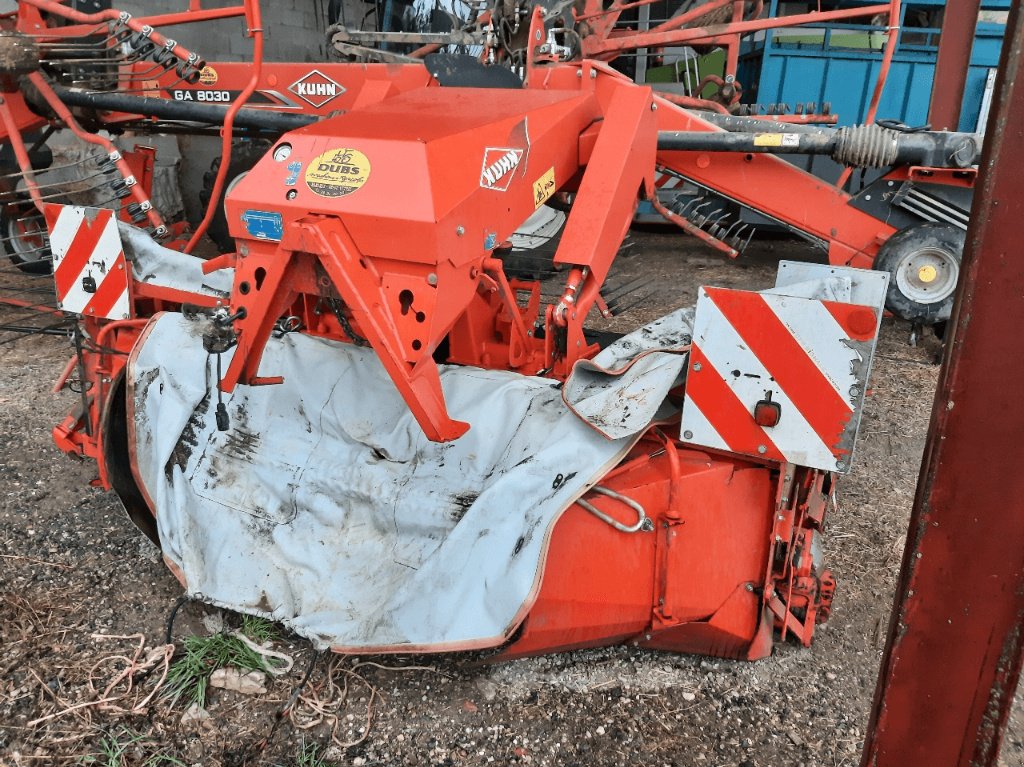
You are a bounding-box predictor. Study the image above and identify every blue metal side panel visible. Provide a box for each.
[740,15,1007,130]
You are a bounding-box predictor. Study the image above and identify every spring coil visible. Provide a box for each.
[833,124,900,169]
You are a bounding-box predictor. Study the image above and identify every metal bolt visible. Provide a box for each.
[683,430,693,440]
[576,70,582,78]
[757,445,767,454]
[744,583,754,592]
[836,459,846,470]
[427,273,438,286]
[693,362,702,372]
[778,514,785,521]
[590,70,596,79]
[644,633,652,641]
[456,225,465,236]
[651,103,657,111]
[865,194,872,201]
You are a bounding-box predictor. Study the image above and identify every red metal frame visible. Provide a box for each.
[928,0,983,131]
[861,5,1024,764]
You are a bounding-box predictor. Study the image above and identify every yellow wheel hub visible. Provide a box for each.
[917,264,938,283]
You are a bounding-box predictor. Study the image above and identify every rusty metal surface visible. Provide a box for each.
[861,5,1024,766]
[928,0,983,130]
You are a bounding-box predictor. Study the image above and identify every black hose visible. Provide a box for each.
[50,85,318,134]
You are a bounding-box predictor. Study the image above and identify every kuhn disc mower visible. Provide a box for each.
[0,0,898,662]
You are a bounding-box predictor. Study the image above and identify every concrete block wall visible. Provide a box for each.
[118,0,334,62]
[116,0,353,223]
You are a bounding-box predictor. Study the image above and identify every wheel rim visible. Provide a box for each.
[893,246,960,305]
[7,213,46,264]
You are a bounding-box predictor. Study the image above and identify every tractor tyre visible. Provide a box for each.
[874,222,964,324]
[499,205,567,280]
[199,140,271,254]
[2,204,51,275]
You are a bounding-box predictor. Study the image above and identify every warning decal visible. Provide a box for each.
[304,148,371,198]
[533,167,556,209]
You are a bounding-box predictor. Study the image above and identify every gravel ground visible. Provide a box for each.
[1,231,1022,767]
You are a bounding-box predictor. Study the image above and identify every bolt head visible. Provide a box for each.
[427,273,438,286]
[456,226,465,236]
[692,362,702,372]
[757,445,767,454]
[683,430,693,440]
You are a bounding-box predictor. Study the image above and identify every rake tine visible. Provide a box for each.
[603,275,653,304]
[607,291,655,317]
[720,220,742,243]
[676,196,700,217]
[689,201,713,226]
[740,227,757,252]
[727,223,749,250]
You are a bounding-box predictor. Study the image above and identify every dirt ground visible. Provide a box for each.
[1,231,1022,767]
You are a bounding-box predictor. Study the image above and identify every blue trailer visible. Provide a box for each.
[737,1,1009,132]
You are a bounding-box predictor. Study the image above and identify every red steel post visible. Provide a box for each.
[861,5,1024,766]
[928,0,982,130]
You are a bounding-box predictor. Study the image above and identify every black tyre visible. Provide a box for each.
[874,222,964,324]
[2,204,51,275]
[199,140,271,254]
[498,205,567,280]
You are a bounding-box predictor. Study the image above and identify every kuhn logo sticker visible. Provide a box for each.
[289,70,345,109]
[305,148,370,198]
[480,148,524,192]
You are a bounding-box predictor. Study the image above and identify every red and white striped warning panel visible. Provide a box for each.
[44,205,132,321]
[680,266,888,473]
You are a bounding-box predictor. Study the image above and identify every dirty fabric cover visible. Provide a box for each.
[562,308,694,439]
[130,313,678,651]
[119,223,233,298]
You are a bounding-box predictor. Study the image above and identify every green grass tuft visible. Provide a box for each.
[78,727,185,767]
[164,630,281,708]
[240,613,279,643]
[295,740,335,767]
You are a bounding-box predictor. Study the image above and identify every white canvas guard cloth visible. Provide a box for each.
[129,312,693,652]
[562,308,694,440]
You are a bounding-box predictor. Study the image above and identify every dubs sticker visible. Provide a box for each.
[304,148,370,198]
[241,210,284,241]
[480,147,524,192]
[198,65,218,85]
[533,167,556,209]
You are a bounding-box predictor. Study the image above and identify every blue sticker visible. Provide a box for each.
[285,161,302,186]
[484,232,497,250]
[241,210,284,242]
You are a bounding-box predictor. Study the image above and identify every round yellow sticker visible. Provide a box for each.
[304,148,371,198]
[199,65,218,86]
